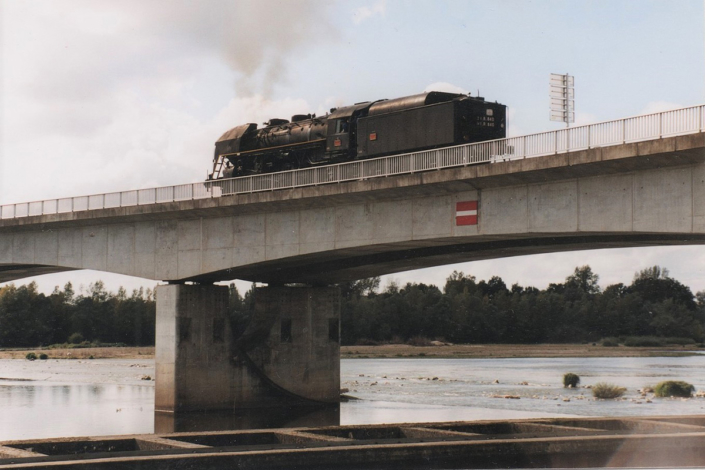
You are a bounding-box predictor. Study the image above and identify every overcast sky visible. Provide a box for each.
[1,0,704,296]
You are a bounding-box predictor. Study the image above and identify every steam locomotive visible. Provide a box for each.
[210,91,506,179]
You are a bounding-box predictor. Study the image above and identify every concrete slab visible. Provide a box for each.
[692,162,705,232]
[0,234,10,264]
[371,200,413,244]
[12,232,35,264]
[411,195,453,240]
[107,224,135,275]
[633,167,692,233]
[177,250,202,279]
[203,217,234,250]
[265,211,300,247]
[57,228,82,268]
[233,213,265,247]
[335,204,374,249]
[155,221,178,280]
[578,173,633,232]
[528,180,578,233]
[177,219,202,251]
[34,230,58,266]
[481,185,528,235]
[81,226,107,272]
[133,222,156,279]
[202,248,232,273]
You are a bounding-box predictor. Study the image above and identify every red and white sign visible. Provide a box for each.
[455,200,478,226]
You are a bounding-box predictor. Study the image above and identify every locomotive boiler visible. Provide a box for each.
[210,91,506,179]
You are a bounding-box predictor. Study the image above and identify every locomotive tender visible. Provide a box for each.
[210,91,506,179]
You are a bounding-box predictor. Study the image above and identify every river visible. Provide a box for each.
[2,355,705,440]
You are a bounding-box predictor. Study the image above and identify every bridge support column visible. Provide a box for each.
[232,286,341,408]
[155,284,232,412]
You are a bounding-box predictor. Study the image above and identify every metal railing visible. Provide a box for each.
[2,105,703,220]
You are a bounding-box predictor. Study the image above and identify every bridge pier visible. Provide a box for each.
[155,284,340,413]
[155,284,233,412]
[233,286,341,408]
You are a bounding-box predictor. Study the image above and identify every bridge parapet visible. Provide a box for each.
[2,105,703,220]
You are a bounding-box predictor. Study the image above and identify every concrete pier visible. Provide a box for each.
[155,284,340,413]
[233,286,341,408]
[155,284,232,412]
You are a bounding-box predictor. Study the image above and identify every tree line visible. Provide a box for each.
[1,265,704,348]
[0,281,155,347]
[338,266,705,345]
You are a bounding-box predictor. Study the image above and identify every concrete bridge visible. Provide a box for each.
[1,106,703,413]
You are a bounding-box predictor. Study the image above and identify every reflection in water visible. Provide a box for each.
[1,382,154,440]
[155,405,340,434]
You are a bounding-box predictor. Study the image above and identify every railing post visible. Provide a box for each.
[623,119,626,143]
[659,112,663,138]
[587,125,591,149]
[554,131,558,154]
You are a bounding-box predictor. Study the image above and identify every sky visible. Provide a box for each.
[0,0,704,296]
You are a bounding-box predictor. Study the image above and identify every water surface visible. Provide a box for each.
[2,355,705,440]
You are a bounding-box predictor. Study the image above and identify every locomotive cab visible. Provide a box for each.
[325,102,372,161]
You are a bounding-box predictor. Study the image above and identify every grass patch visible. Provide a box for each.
[654,381,694,398]
[563,372,580,388]
[592,383,626,399]
[600,337,620,347]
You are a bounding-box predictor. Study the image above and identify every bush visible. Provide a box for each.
[601,337,620,347]
[592,383,626,399]
[39,353,48,360]
[68,333,85,345]
[25,352,37,361]
[654,381,694,398]
[563,373,580,388]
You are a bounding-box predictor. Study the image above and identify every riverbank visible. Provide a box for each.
[0,343,700,360]
[0,346,154,360]
[340,343,702,359]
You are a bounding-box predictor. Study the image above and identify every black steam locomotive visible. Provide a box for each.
[210,91,506,179]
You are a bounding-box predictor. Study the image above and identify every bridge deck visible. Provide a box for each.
[2,415,705,468]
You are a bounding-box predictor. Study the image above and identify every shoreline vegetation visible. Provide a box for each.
[1,342,701,360]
